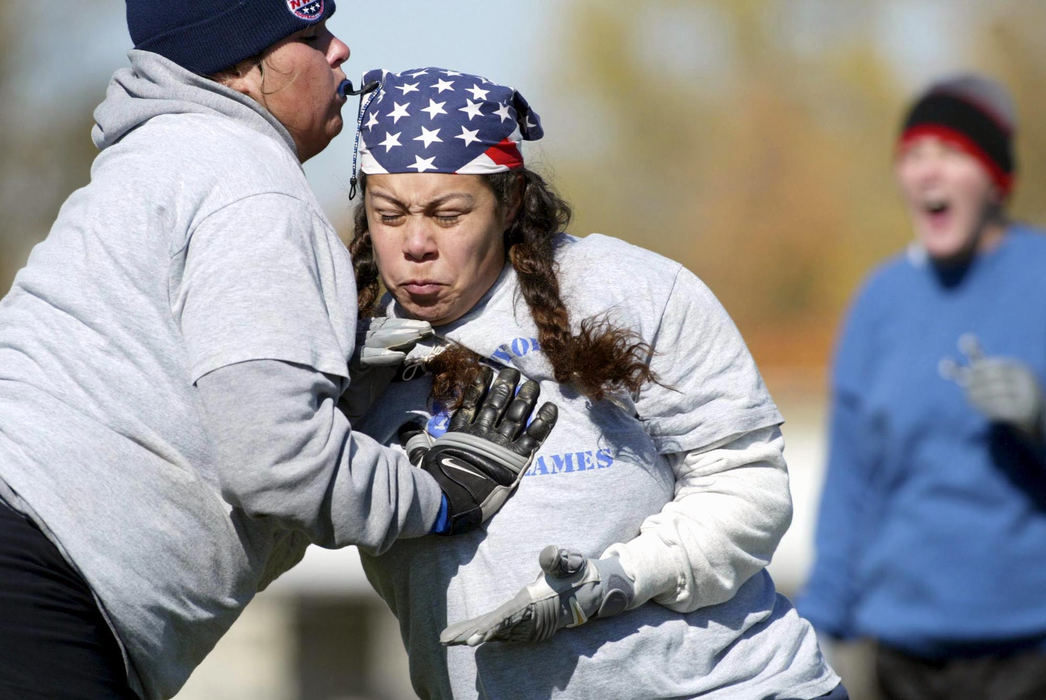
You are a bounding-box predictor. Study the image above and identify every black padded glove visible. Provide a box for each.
[399,367,558,535]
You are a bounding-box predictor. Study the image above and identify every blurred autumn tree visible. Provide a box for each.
[977,5,1046,227]
[545,0,1046,385]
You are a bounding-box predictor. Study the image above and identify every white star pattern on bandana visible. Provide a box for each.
[414,126,442,148]
[387,102,410,124]
[455,126,480,147]
[458,100,484,121]
[379,131,401,152]
[421,99,447,119]
[466,84,489,101]
[408,155,437,172]
[355,66,543,176]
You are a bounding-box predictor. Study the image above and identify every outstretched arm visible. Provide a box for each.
[439,424,791,646]
[198,361,556,563]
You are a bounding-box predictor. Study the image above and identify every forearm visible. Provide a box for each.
[602,425,792,612]
[196,359,443,553]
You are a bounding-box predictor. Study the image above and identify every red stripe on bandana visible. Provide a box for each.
[484,139,523,170]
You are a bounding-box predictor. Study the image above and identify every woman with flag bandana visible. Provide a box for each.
[0,6,556,699]
[346,66,845,699]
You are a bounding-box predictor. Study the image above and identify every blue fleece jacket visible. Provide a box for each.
[798,225,1046,657]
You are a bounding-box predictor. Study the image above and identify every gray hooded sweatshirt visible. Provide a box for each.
[0,51,440,699]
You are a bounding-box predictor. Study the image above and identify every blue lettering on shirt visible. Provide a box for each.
[526,449,614,477]
[490,336,541,365]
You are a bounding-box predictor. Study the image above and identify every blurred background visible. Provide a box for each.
[3,1,1046,698]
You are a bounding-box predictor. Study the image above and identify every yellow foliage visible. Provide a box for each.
[546,0,1046,372]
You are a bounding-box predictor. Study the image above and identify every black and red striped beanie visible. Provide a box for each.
[899,74,1017,196]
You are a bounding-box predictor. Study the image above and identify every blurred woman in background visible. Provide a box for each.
[799,73,1046,700]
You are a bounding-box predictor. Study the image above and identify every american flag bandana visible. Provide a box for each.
[355,66,543,176]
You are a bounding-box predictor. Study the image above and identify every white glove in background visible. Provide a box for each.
[966,357,1044,437]
[940,333,1045,439]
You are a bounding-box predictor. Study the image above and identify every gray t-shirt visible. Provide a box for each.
[356,234,837,699]
[0,52,439,699]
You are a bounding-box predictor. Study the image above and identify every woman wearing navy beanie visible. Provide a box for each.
[0,3,555,698]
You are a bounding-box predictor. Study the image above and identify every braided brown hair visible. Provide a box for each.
[350,169,656,406]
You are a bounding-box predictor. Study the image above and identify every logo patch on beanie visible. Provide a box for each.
[286,0,324,20]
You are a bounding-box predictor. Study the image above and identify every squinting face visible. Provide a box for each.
[225,21,350,162]
[365,173,511,327]
[894,136,1004,263]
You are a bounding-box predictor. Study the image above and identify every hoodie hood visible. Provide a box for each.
[92,50,298,158]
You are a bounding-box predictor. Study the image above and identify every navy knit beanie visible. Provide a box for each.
[899,73,1017,197]
[126,0,337,76]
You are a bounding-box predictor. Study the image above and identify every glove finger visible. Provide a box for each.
[397,420,431,464]
[512,403,558,455]
[360,316,431,336]
[440,587,539,646]
[473,368,521,433]
[358,346,407,367]
[497,379,540,440]
[448,366,494,431]
[441,579,570,646]
[938,357,964,385]
[959,333,984,363]
[539,545,586,577]
[366,324,434,351]
[366,331,423,353]
[380,317,434,333]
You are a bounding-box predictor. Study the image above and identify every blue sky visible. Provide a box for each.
[16,1,561,223]
[13,1,977,225]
